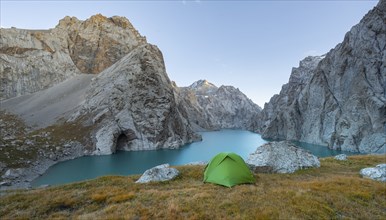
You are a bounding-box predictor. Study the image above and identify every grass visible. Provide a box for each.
[0,111,94,178]
[1,154,385,219]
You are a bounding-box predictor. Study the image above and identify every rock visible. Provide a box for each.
[37,184,50,189]
[256,56,323,137]
[334,154,348,161]
[0,161,6,173]
[178,80,262,131]
[57,14,146,74]
[71,44,199,155]
[0,181,11,186]
[360,164,386,182]
[2,168,25,179]
[246,141,320,173]
[135,164,179,183]
[49,154,57,161]
[358,133,386,154]
[0,14,147,100]
[1,14,200,155]
[258,2,386,153]
[185,161,207,166]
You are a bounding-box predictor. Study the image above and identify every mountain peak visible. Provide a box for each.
[57,16,80,28]
[189,80,217,89]
[89,13,108,23]
[57,14,137,30]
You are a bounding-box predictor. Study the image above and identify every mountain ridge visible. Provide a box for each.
[258,1,386,153]
[0,14,262,189]
[179,79,261,131]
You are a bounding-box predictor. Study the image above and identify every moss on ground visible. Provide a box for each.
[0,155,385,219]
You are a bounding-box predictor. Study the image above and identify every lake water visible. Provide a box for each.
[31,130,356,187]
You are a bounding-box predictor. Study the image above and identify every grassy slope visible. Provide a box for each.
[0,110,93,176]
[1,155,385,219]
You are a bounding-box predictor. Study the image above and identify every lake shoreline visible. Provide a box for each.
[1,130,367,190]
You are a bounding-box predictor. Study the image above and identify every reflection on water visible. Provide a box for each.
[32,130,358,187]
[291,141,360,157]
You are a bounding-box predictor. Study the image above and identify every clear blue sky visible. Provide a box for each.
[1,0,378,107]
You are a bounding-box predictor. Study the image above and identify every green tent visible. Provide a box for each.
[204,152,255,187]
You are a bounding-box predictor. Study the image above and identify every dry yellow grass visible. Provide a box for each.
[0,155,385,219]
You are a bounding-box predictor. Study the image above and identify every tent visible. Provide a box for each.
[204,152,255,187]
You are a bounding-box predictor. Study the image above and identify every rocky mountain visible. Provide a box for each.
[0,14,146,100]
[178,80,262,131]
[0,14,262,188]
[70,44,200,155]
[0,14,202,188]
[256,56,324,136]
[259,1,386,153]
[1,14,201,156]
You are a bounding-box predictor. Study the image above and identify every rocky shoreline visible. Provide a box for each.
[1,141,86,190]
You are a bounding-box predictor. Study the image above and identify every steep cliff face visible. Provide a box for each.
[57,14,146,74]
[0,14,146,100]
[179,80,262,131]
[0,28,80,99]
[260,1,386,153]
[0,15,203,188]
[70,44,200,155]
[1,14,199,157]
[257,56,324,137]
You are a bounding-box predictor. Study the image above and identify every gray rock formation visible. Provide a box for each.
[259,1,386,153]
[2,168,25,180]
[56,14,146,74]
[185,161,207,166]
[246,141,320,173]
[334,154,348,161]
[0,14,200,188]
[360,164,386,182]
[1,14,200,157]
[70,44,200,155]
[0,14,146,100]
[178,80,262,131]
[256,56,324,135]
[136,164,179,183]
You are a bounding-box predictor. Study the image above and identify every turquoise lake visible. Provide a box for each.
[31,130,356,187]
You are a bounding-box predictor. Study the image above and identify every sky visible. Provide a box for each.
[0,0,379,107]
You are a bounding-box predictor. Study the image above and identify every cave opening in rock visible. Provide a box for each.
[116,134,129,151]
[116,129,137,151]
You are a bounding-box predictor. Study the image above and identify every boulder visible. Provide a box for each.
[246,141,320,173]
[185,161,207,166]
[0,181,11,186]
[2,168,25,179]
[334,154,348,161]
[360,164,386,182]
[136,164,179,183]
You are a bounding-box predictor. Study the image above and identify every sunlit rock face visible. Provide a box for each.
[1,14,199,156]
[0,14,146,100]
[258,1,386,153]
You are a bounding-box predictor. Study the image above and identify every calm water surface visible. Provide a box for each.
[32,130,356,187]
